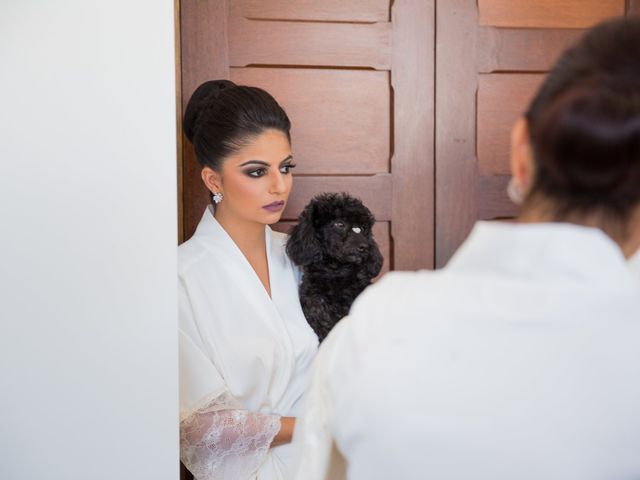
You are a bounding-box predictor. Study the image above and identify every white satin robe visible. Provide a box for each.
[291,222,640,480]
[179,206,318,480]
[630,250,640,278]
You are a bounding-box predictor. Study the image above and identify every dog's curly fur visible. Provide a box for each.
[286,193,383,342]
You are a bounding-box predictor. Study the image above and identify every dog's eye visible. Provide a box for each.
[333,221,345,229]
[352,226,362,234]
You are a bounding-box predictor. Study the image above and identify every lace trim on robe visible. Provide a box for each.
[180,391,281,480]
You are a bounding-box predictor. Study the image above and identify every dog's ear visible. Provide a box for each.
[286,202,324,266]
[366,234,384,279]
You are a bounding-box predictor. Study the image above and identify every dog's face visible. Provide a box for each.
[318,210,374,265]
[287,193,383,277]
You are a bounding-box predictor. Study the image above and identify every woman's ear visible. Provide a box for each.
[201,167,222,194]
[510,117,535,194]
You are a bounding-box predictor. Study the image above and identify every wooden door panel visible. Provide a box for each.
[228,18,392,69]
[179,0,230,243]
[436,0,631,267]
[234,0,389,22]
[181,0,435,271]
[478,175,518,219]
[390,0,435,270]
[230,67,390,175]
[280,175,392,221]
[477,28,582,72]
[478,0,625,28]
[477,73,545,175]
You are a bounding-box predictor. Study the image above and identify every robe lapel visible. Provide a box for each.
[195,207,298,401]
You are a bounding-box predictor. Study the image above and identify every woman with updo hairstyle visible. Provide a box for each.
[178,80,318,480]
[290,17,640,480]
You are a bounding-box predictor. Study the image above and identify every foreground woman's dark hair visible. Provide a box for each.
[523,17,640,240]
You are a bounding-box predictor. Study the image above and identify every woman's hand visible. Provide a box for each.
[271,416,296,447]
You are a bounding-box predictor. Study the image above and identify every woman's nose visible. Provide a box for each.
[270,171,287,194]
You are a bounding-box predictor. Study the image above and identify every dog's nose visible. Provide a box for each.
[357,244,367,253]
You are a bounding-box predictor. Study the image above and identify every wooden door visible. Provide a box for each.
[179,0,436,272]
[434,0,639,267]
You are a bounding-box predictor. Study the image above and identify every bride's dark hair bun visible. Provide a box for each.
[525,17,640,219]
[182,79,291,171]
[183,80,236,143]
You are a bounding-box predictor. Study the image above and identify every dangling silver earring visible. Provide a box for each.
[212,192,224,204]
[507,178,524,205]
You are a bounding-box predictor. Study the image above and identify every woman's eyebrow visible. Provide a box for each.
[239,160,269,167]
[239,155,293,167]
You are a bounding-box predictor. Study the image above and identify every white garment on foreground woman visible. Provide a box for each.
[290,222,640,480]
[630,249,640,278]
[179,206,318,480]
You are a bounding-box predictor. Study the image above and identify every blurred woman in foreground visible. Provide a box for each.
[291,16,640,480]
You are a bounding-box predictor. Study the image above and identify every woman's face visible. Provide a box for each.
[206,129,295,225]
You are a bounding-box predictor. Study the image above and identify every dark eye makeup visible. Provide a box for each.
[279,163,297,174]
[241,159,296,178]
[245,167,267,178]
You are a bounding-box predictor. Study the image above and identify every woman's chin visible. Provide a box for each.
[259,209,285,225]
[265,215,284,225]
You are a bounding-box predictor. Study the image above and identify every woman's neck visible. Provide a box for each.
[518,200,640,259]
[214,205,266,256]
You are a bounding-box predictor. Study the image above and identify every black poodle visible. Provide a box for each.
[286,192,383,342]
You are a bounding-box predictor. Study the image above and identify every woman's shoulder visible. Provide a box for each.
[355,270,438,304]
[178,235,213,275]
[343,270,445,332]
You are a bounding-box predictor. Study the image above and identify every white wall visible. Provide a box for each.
[0,2,178,479]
